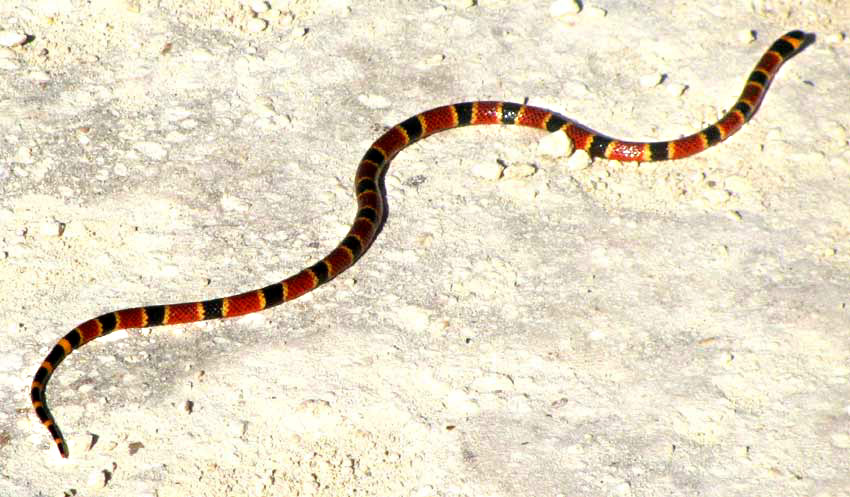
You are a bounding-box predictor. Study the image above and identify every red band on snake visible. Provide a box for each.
[31,30,808,458]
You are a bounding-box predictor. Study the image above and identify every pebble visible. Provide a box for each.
[737,29,756,44]
[0,31,27,48]
[665,82,687,97]
[39,221,65,237]
[550,0,581,17]
[585,5,607,17]
[566,149,591,170]
[246,17,268,33]
[251,96,276,116]
[470,161,503,180]
[296,398,332,415]
[86,468,109,488]
[538,130,573,157]
[724,210,743,221]
[14,146,34,163]
[76,127,91,145]
[639,73,663,88]
[29,71,50,83]
[613,481,632,496]
[824,32,845,44]
[250,0,270,14]
[85,432,98,452]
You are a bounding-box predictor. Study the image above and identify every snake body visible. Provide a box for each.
[32,30,807,458]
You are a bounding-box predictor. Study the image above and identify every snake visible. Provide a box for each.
[31,30,807,458]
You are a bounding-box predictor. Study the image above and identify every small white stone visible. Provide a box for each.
[666,83,687,97]
[28,71,50,82]
[538,129,574,157]
[0,31,27,48]
[252,96,276,116]
[296,398,332,415]
[585,5,607,17]
[246,17,268,33]
[825,32,845,44]
[639,73,663,88]
[724,210,743,221]
[13,146,34,164]
[86,468,109,488]
[613,481,632,495]
[566,149,591,170]
[76,127,91,145]
[550,0,581,17]
[39,221,64,237]
[737,29,756,44]
[470,161,503,180]
[250,0,270,13]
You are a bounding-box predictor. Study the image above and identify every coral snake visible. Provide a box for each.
[32,30,808,458]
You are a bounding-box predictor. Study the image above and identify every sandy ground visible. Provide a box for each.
[1,1,849,496]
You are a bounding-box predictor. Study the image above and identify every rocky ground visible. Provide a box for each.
[1,1,848,496]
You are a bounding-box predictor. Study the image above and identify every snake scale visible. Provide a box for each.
[31,30,807,458]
